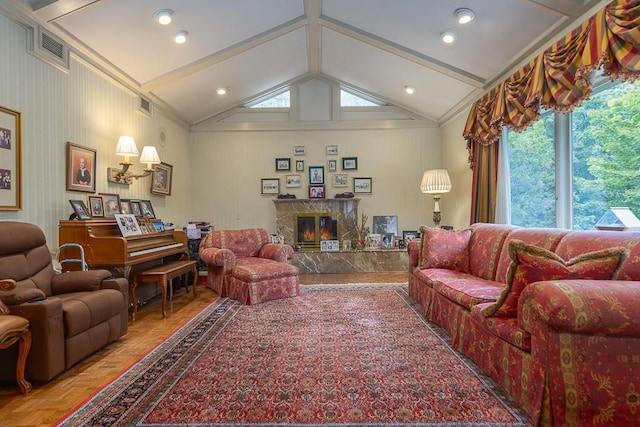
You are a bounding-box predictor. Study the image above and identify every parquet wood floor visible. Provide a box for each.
[0,272,407,426]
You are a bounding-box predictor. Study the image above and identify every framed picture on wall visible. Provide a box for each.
[332,173,348,187]
[286,174,301,188]
[261,178,280,195]
[294,145,306,155]
[354,177,372,194]
[151,162,173,196]
[296,160,304,171]
[309,166,324,184]
[342,157,358,171]
[0,105,21,210]
[328,160,337,171]
[308,185,325,199]
[66,142,96,193]
[275,158,291,171]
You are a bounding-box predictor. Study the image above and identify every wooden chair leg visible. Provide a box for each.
[16,328,32,394]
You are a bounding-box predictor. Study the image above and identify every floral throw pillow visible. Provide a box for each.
[419,226,473,273]
[482,239,628,318]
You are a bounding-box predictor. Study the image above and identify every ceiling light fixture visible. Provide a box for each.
[405,86,416,95]
[216,87,227,95]
[441,30,458,44]
[172,30,188,44]
[154,9,173,25]
[455,8,475,25]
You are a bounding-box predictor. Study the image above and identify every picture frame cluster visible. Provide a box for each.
[265,145,371,198]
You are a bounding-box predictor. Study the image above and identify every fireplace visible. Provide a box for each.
[295,213,339,250]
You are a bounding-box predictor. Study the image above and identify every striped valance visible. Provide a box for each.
[463,0,640,152]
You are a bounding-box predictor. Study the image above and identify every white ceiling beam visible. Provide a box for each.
[304,0,321,76]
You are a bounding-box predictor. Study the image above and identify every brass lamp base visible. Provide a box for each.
[107,163,153,185]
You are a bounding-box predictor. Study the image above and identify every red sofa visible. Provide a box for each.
[408,223,640,426]
[199,228,299,304]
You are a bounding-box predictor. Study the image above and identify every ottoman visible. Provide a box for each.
[228,258,299,305]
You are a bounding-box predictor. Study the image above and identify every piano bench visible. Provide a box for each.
[131,260,197,319]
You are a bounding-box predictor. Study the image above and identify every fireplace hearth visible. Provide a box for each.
[273,199,360,249]
[295,213,339,250]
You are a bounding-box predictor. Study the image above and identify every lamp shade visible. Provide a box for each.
[420,169,452,194]
[139,146,161,164]
[115,136,139,159]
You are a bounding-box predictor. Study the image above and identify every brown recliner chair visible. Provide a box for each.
[0,221,129,383]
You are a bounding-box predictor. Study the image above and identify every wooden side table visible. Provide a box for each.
[0,315,32,394]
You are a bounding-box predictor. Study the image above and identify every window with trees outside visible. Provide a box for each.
[507,80,640,230]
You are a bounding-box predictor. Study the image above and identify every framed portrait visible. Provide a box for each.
[342,157,358,171]
[114,214,143,237]
[140,200,155,219]
[68,199,91,220]
[332,173,348,188]
[308,184,325,199]
[66,142,96,193]
[0,106,21,210]
[286,174,301,188]
[294,145,305,156]
[309,166,324,184]
[88,195,104,217]
[275,158,291,172]
[402,230,420,243]
[120,199,131,215]
[151,162,173,196]
[326,145,338,155]
[328,160,337,171]
[373,215,398,235]
[99,193,121,218]
[296,160,304,171]
[354,177,372,194]
[261,178,280,195]
[365,234,381,250]
[381,233,395,249]
[129,199,143,217]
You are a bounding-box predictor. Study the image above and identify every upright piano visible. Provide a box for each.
[58,219,189,284]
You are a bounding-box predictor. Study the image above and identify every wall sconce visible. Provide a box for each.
[107,136,161,185]
[420,169,452,228]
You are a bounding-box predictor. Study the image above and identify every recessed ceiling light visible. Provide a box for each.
[216,87,227,95]
[455,8,475,25]
[441,30,458,44]
[405,86,416,95]
[172,31,188,44]
[154,9,173,26]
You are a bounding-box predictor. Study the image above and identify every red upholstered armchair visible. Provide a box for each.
[199,228,299,304]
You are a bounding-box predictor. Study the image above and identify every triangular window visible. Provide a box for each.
[340,88,385,107]
[248,90,290,108]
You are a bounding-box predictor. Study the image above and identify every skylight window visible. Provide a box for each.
[248,90,290,108]
[340,88,384,107]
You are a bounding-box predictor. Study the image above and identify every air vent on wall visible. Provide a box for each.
[28,25,70,72]
[138,95,153,117]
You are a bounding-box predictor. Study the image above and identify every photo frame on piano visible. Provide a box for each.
[140,200,155,219]
[114,214,142,237]
[100,193,121,218]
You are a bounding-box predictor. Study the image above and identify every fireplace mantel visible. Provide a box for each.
[273,199,360,245]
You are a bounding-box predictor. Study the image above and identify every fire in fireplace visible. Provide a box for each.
[295,212,339,250]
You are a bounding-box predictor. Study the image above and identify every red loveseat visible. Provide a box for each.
[408,223,640,426]
[199,228,299,304]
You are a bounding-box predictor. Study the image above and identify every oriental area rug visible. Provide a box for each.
[57,284,531,426]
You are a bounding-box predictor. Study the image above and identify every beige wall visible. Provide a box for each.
[440,107,473,230]
[190,127,443,235]
[0,14,191,246]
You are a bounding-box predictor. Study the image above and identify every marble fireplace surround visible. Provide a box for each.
[273,199,360,245]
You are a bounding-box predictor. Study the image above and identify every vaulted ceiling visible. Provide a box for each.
[11,0,606,126]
